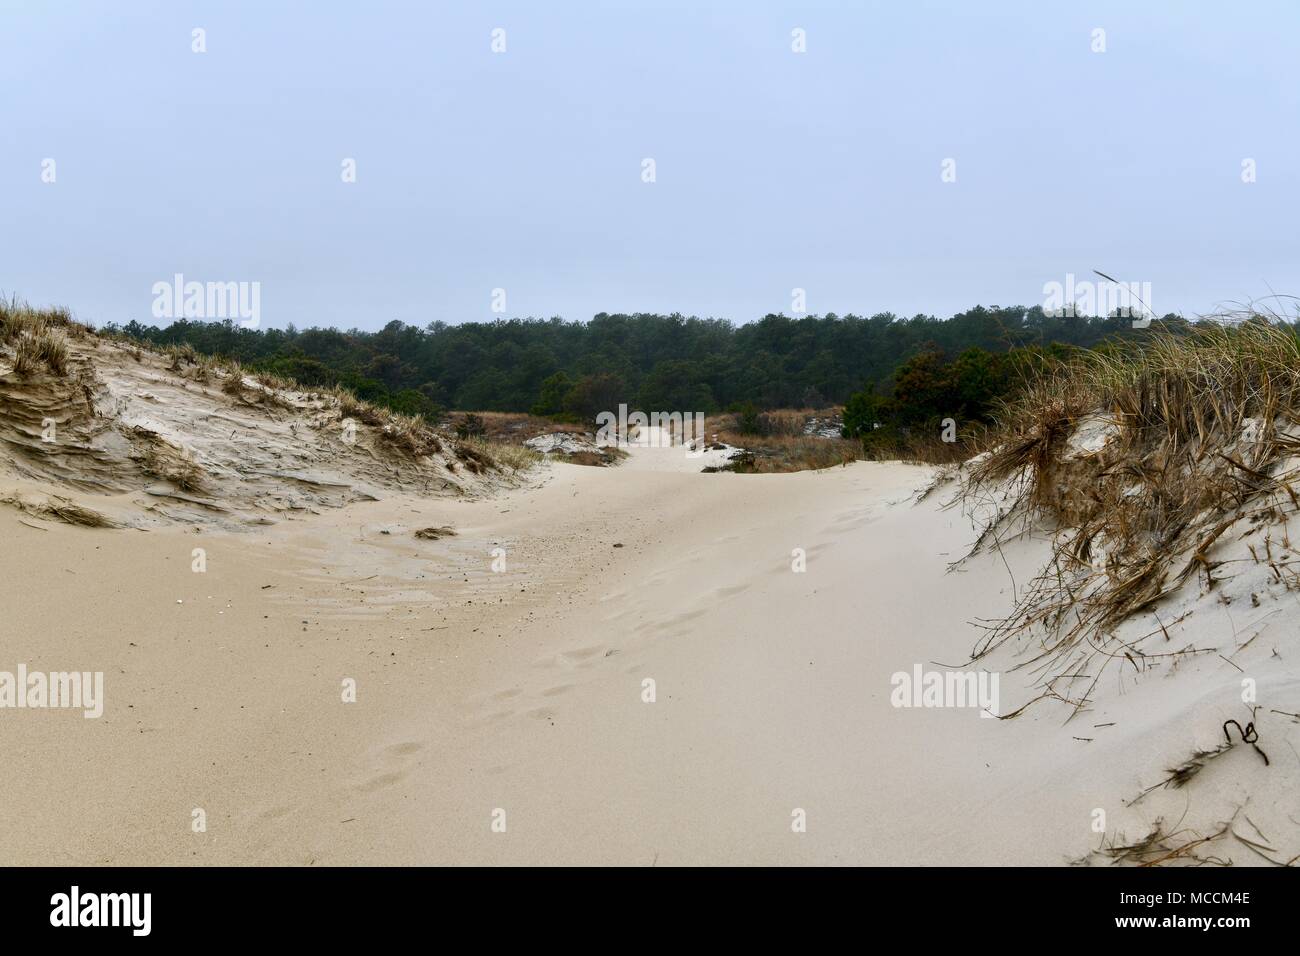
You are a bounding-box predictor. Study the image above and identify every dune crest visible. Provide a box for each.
[0,330,515,530]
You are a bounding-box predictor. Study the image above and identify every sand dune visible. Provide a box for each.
[3,337,1298,865]
[0,335,513,532]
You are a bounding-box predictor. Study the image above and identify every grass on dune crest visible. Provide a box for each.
[963,319,1300,712]
[12,326,70,377]
[1,297,75,377]
[3,297,523,476]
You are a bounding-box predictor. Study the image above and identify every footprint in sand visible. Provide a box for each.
[714,583,750,598]
[383,741,423,758]
[658,606,707,630]
[355,770,405,793]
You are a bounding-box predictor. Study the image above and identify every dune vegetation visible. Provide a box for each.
[958,319,1300,714]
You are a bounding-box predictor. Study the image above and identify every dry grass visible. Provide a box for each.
[131,427,206,492]
[2,309,46,344]
[2,297,73,377]
[446,410,582,443]
[1,297,69,343]
[215,361,289,411]
[379,412,443,457]
[165,342,198,371]
[325,394,540,472]
[414,526,456,540]
[962,320,1300,713]
[712,406,841,438]
[254,370,296,393]
[2,494,116,528]
[1080,817,1235,867]
[192,355,218,383]
[11,327,70,377]
[703,407,858,473]
[863,427,994,465]
[325,389,481,464]
[468,438,542,472]
[710,431,859,473]
[452,439,496,474]
[559,446,628,467]
[335,389,389,427]
[322,388,446,459]
[442,412,614,469]
[221,362,248,396]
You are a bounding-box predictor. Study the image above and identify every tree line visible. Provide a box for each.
[104,306,1184,426]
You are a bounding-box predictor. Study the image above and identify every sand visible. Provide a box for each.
[2,340,1298,865]
[4,434,1297,865]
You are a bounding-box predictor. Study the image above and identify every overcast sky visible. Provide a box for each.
[3,0,1298,330]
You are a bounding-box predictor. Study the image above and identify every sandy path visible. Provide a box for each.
[4,447,1289,865]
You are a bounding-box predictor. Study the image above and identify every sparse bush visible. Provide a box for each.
[455,413,486,440]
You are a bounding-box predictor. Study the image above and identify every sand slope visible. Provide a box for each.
[0,335,509,531]
[4,438,1297,864]
[3,339,1298,865]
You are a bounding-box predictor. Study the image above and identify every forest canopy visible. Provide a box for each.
[104,306,1189,426]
